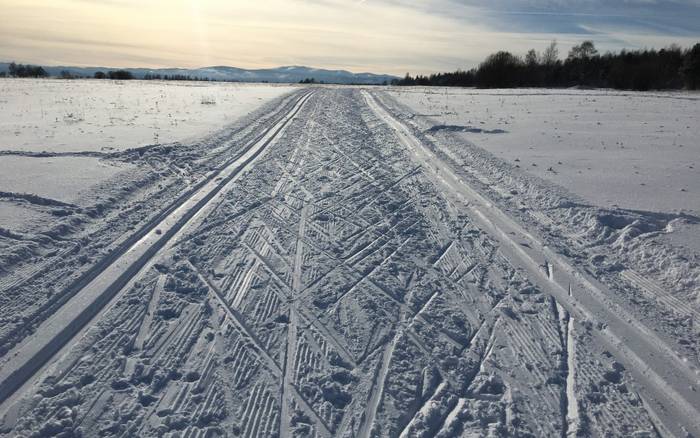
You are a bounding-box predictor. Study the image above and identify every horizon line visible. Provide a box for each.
[0,60,398,78]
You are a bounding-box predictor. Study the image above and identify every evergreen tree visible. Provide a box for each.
[681,43,700,89]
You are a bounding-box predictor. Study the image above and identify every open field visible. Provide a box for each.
[385,87,700,215]
[0,82,698,437]
[0,79,297,259]
[0,79,296,154]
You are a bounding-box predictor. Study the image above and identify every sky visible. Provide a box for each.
[1,0,699,75]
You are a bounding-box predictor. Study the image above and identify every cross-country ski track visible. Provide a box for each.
[0,90,313,414]
[1,88,698,437]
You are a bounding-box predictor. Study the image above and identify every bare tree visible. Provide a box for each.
[542,40,559,66]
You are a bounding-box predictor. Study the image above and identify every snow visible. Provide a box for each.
[0,202,54,233]
[0,86,699,437]
[384,87,700,215]
[0,78,296,153]
[0,79,296,231]
[0,156,131,205]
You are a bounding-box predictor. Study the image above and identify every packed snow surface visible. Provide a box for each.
[0,86,699,438]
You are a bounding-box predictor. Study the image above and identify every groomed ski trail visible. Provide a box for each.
[363,89,700,437]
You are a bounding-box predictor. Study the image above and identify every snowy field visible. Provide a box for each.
[0,79,295,238]
[0,85,699,437]
[0,79,296,153]
[384,87,700,215]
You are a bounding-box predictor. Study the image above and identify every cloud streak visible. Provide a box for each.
[0,0,697,75]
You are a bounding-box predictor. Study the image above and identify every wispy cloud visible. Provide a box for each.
[0,0,697,75]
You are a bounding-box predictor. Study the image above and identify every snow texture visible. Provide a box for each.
[0,86,698,438]
[0,79,296,153]
[385,87,700,215]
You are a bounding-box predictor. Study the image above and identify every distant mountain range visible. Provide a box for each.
[0,62,397,85]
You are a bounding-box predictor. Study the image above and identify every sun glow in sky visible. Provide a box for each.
[1,0,699,75]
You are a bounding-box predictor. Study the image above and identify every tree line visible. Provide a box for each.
[394,41,700,90]
[4,43,699,89]
[0,64,214,82]
[93,71,212,81]
[2,62,48,78]
[141,73,212,81]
